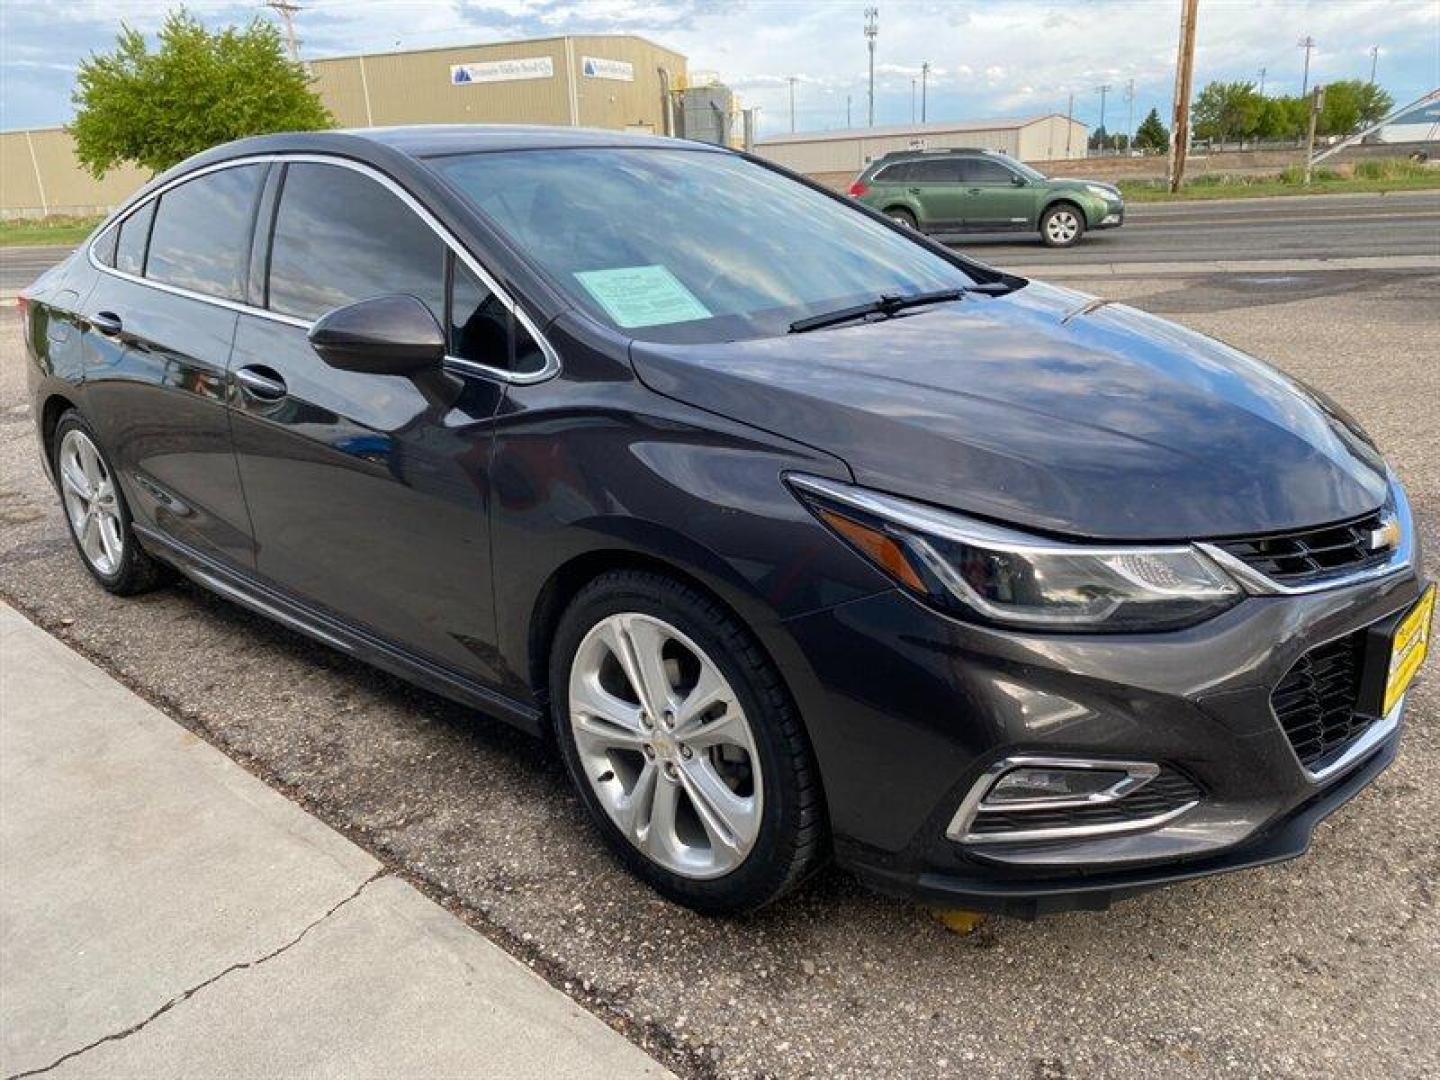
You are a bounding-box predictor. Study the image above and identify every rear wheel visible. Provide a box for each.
[549,570,827,914]
[886,207,918,230]
[52,411,165,595]
[1040,203,1085,247]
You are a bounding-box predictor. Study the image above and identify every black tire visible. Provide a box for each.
[51,409,166,596]
[1040,202,1086,247]
[886,207,918,230]
[548,569,827,914]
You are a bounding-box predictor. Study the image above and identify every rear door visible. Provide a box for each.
[226,159,517,683]
[957,157,1037,230]
[905,157,966,230]
[81,164,267,568]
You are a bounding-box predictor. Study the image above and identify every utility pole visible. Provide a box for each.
[910,78,916,123]
[1168,0,1199,192]
[1258,66,1267,96]
[1298,35,1316,97]
[788,76,797,133]
[1066,91,1075,156]
[846,94,852,128]
[267,1,302,61]
[1303,84,1325,184]
[1125,78,1135,150]
[864,8,879,127]
[921,61,931,122]
[1096,83,1112,146]
[1368,46,1379,85]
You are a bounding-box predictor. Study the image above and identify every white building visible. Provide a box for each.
[754,114,1089,179]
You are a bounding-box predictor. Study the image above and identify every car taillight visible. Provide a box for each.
[848,180,869,197]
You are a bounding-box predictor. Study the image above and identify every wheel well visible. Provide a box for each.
[40,393,77,457]
[1044,198,1085,222]
[527,548,789,712]
[883,204,917,220]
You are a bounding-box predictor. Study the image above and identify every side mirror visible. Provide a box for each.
[308,294,445,376]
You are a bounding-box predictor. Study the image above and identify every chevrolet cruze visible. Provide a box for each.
[22,126,1433,916]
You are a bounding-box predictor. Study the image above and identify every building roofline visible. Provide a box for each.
[756,113,1081,146]
[309,32,686,67]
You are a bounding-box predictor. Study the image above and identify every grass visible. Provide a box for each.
[0,215,105,248]
[1117,158,1440,202]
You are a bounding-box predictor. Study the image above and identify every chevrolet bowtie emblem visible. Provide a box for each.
[1369,514,1402,553]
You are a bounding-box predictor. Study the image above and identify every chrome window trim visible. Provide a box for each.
[945,755,1193,845]
[86,152,560,385]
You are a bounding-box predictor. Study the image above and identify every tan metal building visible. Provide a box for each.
[1,33,687,219]
[755,115,1089,179]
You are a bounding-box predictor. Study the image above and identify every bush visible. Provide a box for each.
[1352,157,1429,180]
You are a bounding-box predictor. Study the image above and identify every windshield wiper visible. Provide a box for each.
[789,284,1003,334]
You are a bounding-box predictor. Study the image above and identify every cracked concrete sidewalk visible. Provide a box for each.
[0,602,671,1079]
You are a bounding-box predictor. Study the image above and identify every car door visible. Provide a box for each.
[81,164,268,569]
[226,158,516,684]
[906,157,966,229]
[958,157,1037,231]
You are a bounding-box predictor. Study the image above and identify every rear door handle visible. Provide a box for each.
[90,311,123,337]
[907,186,921,194]
[235,365,288,401]
[967,187,983,194]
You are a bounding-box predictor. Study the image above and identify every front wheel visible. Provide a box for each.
[549,570,827,914]
[1040,203,1085,247]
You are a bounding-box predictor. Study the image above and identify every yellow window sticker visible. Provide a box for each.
[574,265,712,328]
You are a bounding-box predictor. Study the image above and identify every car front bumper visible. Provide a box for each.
[1097,205,1124,228]
[779,564,1429,917]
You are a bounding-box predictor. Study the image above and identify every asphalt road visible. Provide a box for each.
[2,264,1437,1078]
[2,190,1437,296]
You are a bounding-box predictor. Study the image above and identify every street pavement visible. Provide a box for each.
[0,261,1437,1074]
[2,189,1438,294]
[0,603,672,1079]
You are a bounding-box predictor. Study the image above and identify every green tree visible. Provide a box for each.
[1256,95,1309,141]
[1133,107,1169,151]
[1191,80,1265,144]
[1317,79,1394,136]
[71,9,331,178]
[1087,124,1110,151]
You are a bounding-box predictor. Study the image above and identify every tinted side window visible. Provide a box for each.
[114,201,156,276]
[146,165,265,301]
[875,161,913,183]
[908,159,960,184]
[92,224,119,267]
[965,158,1017,184]
[268,163,446,323]
[449,256,547,376]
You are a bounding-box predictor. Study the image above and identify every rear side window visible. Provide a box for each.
[908,158,960,183]
[114,200,156,276]
[874,161,913,183]
[146,165,265,301]
[267,163,446,323]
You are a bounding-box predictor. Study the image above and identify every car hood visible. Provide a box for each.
[629,281,1389,541]
[1051,177,1119,196]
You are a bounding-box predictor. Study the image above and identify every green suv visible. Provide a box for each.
[848,148,1124,247]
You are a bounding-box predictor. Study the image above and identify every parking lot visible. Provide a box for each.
[2,263,1437,1078]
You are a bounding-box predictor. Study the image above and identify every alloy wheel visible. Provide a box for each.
[568,612,763,879]
[57,429,125,576]
[1045,208,1080,244]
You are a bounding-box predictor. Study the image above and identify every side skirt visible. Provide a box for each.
[133,524,545,736]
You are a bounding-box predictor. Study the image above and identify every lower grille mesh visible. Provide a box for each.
[1271,630,1370,770]
[968,770,1201,836]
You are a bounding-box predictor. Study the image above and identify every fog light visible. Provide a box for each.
[984,766,1130,806]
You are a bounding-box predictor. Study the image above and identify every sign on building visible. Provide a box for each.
[907,137,928,150]
[450,57,554,85]
[582,57,634,82]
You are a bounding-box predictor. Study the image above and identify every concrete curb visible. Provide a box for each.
[1002,254,1440,279]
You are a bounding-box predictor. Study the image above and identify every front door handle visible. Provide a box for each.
[235,365,288,401]
[967,187,983,194]
[90,311,123,337]
[907,186,921,194]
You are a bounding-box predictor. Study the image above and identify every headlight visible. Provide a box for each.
[790,475,1243,632]
[1085,183,1120,200]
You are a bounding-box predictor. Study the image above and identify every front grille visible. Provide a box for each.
[1214,509,1390,586]
[967,769,1202,836]
[1271,630,1371,771]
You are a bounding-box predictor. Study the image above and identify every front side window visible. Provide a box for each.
[267,163,445,323]
[448,255,546,376]
[114,200,156,276]
[146,165,265,301]
[432,147,976,344]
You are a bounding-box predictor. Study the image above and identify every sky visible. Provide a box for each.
[2,0,1437,139]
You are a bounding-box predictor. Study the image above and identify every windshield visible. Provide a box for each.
[1008,158,1048,183]
[431,147,978,343]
